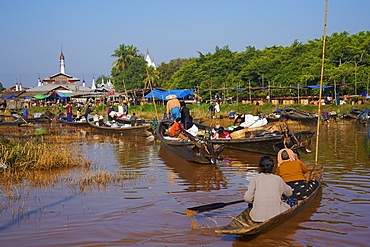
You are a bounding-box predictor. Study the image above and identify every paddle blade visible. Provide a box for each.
[186,200,245,216]
[186,202,227,216]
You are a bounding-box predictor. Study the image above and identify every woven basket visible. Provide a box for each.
[247,126,264,132]
[230,127,265,139]
[265,125,279,133]
[230,128,249,139]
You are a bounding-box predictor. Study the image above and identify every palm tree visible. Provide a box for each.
[111,44,139,72]
[145,66,160,88]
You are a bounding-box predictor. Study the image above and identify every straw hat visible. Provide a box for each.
[166,94,177,100]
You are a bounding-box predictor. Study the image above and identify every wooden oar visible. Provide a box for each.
[186,199,245,216]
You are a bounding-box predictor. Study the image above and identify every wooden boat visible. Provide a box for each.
[350,107,363,115]
[156,120,225,164]
[116,116,146,125]
[282,107,318,122]
[356,108,370,125]
[87,117,153,136]
[195,123,314,156]
[341,107,363,119]
[11,111,52,123]
[0,117,29,127]
[56,116,90,126]
[215,163,323,235]
[265,108,283,122]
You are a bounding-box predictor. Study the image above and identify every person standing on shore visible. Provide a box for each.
[209,102,216,118]
[251,102,261,116]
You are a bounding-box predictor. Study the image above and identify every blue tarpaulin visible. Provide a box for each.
[144,89,194,101]
[1,94,17,99]
[306,85,331,89]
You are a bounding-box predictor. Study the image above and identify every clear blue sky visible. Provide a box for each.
[0,0,369,89]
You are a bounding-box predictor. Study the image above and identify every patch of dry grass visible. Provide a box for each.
[0,136,89,172]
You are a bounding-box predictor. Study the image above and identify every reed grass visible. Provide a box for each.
[0,136,89,172]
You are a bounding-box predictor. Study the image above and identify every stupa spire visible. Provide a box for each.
[60,45,65,74]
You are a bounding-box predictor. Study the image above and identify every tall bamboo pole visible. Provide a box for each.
[314,0,329,167]
[146,67,160,121]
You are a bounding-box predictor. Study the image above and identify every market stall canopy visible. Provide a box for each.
[33,94,50,99]
[1,94,17,99]
[145,89,194,101]
[49,90,72,98]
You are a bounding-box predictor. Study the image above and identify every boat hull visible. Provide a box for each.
[157,120,225,164]
[57,117,90,126]
[215,164,323,235]
[88,118,152,136]
[195,123,314,156]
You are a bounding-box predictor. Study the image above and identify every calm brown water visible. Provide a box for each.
[0,121,369,246]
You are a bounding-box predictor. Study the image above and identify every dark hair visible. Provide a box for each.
[281,150,290,160]
[218,127,225,133]
[180,101,186,107]
[175,118,181,122]
[259,156,274,173]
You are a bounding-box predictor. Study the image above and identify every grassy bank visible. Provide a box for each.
[10,102,370,121]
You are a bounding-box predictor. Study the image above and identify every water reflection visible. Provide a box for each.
[159,147,227,192]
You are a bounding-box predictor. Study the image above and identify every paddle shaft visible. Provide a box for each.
[186,199,245,215]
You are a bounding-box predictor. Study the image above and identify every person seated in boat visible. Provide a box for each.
[44,109,54,118]
[130,113,138,126]
[212,127,231,139]
[107,105,115,121]
[74,107,83,121]
[275,148,318,200]
[97,116,105,126]
[111,120,119,127]
[168,118,185,137]
[244,156,293,222]
[233,113,246,126]
[229,110,236,118]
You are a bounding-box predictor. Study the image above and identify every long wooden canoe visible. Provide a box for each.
[156,120,225,164]
[215,164,323,235]
[0,117,29,127]
[87,117,153,136]
[11,111,52,123]
[56,116,90,126]
[282,107,318,122]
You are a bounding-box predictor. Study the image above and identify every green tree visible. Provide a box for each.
[111,44,139,72]
[110,44,147,91]
[0,82,5,91]
[156,58,188,88]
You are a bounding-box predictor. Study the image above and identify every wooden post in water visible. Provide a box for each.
[146,67,160,121]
